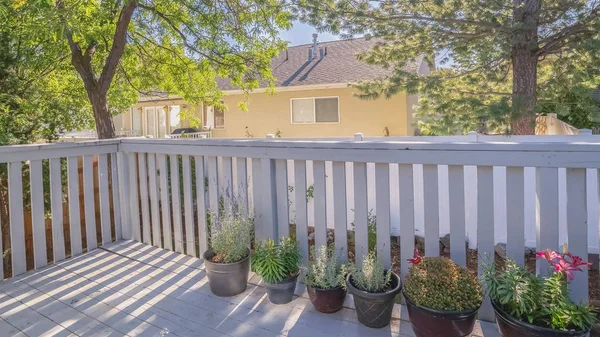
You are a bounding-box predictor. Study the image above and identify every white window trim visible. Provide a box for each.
[290,96,340,125]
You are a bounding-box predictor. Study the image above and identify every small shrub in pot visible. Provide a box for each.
[481,248,596,337]
[403,249,483,337]
[203,208,253,297]
[345,251,401,328]
[304,245,347,313]
[252,237,301,304]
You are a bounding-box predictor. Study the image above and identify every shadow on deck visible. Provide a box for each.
[0,241,499,337]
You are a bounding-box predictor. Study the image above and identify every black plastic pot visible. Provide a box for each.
[346,271,402,329]
[307,285,347,313]
[203,249,250,297]
[492,300,589,337]
[264,272,299,304]
[404,291,480,337]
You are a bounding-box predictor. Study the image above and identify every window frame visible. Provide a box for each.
[290,96,340,125]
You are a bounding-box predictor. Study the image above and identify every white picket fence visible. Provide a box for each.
[1,135,599,322]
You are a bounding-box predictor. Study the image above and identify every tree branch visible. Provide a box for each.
[98,0,137,95]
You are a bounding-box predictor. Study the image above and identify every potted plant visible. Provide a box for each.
[482,248,596,337]
[403,249,483,337]
[203,209,253,297]
[304,245,347,313]
[252,237,301,304]
[345,251,401,328]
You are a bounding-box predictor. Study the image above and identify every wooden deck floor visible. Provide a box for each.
[0,241,500,337]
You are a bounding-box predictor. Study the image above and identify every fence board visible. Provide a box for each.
[182,155,195,256]
[354,162,368,264]
[29,159,47,269]
[137,153,151,245]
[332,161,348,262]
[98,154,112,245]
[259,158,277,241]
[423,164,439,257]
[82,155,97,251]
[275,159,289,238]
[8,161,26,275]
[170,154,184,254]
[157,154,172,250]
[49,158,65,261]
[67,156,82,256]
[399,164,415,279]
[313,160,327,249]
[195,156,209,256]
[128,153,141,242]
[375,163,391,269]
[207,156,219,222]
[536,167,560,275]
[221,157,233,210]
[116,152,130,240]
[566,168,588,303]
[448,165,466,267]
[477,165,495,321]
[235,157,248,211]
[506,167,525,266]
[294,160,309,264]
[146,154,161,247]
[111,153,122,240]
[251,158,261,227]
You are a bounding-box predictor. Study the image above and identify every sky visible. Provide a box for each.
[279,21,338,46]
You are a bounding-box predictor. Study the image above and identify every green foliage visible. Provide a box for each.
[347,251,391,293]
[252,237,301,283]
[350,209,377,251]
[304,245,346,290]
[540,86,600,130]
[296,0,600,134]
[404,257,482,312]
[209,207,253,263]
[481,260,596,331]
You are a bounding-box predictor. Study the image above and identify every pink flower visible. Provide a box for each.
[408,248,422,265]
[537,250,592,280]
[536,249,559,262]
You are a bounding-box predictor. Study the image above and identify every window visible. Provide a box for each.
[291,97,339,124]
[132,108,143,136]
[169,105,181,132]
[214,106,225,129]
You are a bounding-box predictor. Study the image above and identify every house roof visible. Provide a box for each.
[216,37,422,91]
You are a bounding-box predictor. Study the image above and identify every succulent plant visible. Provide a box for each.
[404,250,482,312]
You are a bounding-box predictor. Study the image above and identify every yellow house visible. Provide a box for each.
[117,36,430,138]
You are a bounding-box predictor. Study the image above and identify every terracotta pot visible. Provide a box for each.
[404,292,480,337]
[492,300,589,337]
[264,272,299,304]
[307,285,346,313]
[346,271,402,329]
[203,249,250,297]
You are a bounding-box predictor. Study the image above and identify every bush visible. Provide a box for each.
[403,251,482,312]
[208,207,253,263]
[252,237,301,283]
[481,249,596,331]
[347,251,391,293]
[304,245,346,290]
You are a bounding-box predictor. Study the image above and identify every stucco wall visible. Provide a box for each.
[215,87,409,138]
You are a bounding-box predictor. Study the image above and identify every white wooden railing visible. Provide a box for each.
[1,136,600,322]
[167,131,212,139]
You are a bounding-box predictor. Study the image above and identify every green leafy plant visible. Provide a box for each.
[304,245,346,289]
[404,249,482,312]
[350,209,377,251]
[208,207,253,263]
[346,251,391,293]
[252,237,301,283]
[481,249,596,331]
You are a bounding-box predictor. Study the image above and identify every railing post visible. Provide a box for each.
[353,132,363,141]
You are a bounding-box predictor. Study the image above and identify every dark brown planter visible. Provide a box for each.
[307,285,346,313]
[404,291,480,337]
[346,270,402,329]
[203,249,250,297]
[492,300,589,337]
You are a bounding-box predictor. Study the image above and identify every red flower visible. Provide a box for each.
[408,248,422,265]
[536,249,559,262]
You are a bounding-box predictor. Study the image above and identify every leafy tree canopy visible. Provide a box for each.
[296,0,600,134]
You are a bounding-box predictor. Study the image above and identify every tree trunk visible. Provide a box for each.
[510,0,541,135]
[89,90,115,139]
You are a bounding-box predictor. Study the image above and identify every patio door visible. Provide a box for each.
[143,107,167,138]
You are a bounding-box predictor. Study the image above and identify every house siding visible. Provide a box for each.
[215,87,410,138]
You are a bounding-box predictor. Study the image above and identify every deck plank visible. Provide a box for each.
[0,240,498,337]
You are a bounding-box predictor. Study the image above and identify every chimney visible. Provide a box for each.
[311,33,318,60]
